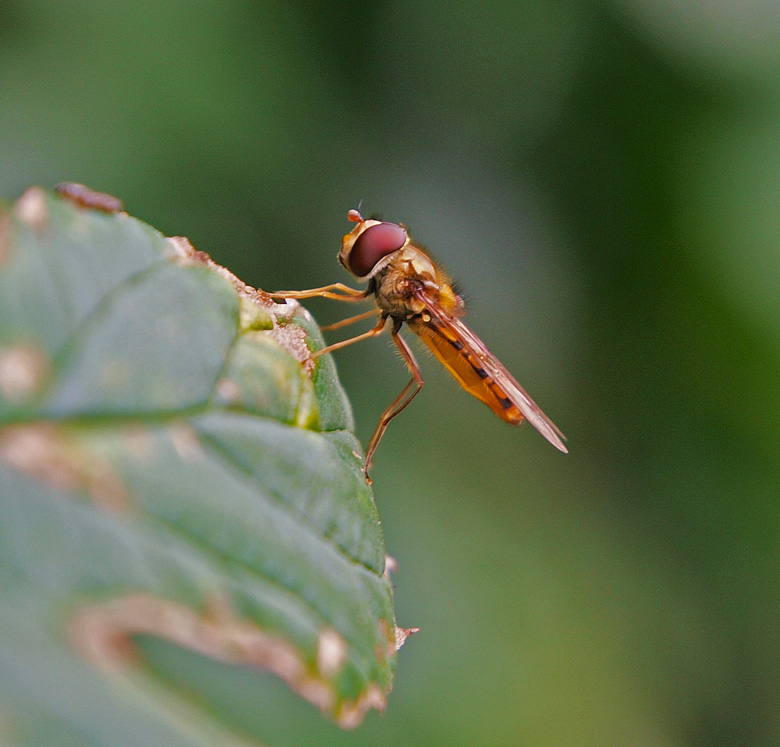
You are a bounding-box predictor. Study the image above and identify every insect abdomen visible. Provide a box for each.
[411,318,525,425]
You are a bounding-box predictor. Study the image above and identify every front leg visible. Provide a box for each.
[270,283,371,302]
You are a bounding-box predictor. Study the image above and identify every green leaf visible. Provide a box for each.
[0,188,403,745]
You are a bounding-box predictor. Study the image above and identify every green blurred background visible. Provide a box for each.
[3,0,780,744]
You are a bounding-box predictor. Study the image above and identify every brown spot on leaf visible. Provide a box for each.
[166,235,198,260]
[0,424,131,512]
[316,628,348,678]
[14,187,49,232]
[169,423,203,462]
[336,684,386,729]
[168,236,243,289]
[168,236,274,306]
[216,377,240,404]
[268,324,315,375]
[167,236,324,378]
[55,182,124,213]
[166,237,280,333]
[70,593,388,728]
[376,618,396,662]
[375,619,417,663]
[0,344,49,403]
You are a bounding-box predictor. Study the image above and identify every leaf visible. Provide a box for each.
[0,188,403,745]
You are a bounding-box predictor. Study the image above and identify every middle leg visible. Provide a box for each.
[363,320,424,482]
[313,315,388,360]
[320,307,381,332]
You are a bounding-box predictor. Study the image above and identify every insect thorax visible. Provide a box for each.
[373,248,436,320]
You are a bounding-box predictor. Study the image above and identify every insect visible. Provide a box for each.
[272,209,567,482]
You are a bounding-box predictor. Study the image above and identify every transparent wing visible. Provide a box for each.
[411,288,568,453]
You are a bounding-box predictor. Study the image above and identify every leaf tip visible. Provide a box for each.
[395,626,420,651]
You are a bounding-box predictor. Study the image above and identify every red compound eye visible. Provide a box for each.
[348,222,407,276]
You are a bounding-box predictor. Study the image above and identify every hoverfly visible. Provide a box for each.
[272,209,567,482]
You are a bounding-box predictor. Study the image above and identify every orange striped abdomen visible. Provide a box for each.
[409,317,525,425]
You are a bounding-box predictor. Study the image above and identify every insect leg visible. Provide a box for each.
[270,284,371,302]
[363,320,424,483]
[320,307,381,332]
[313,315,388,359]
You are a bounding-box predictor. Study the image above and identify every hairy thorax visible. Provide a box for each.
[372,246,433,319]
[372,245,460,321]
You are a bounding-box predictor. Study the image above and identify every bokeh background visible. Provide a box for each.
[3,1,780,744]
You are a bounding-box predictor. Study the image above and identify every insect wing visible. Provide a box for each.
[411,314,512,420]
[412,289,568,452]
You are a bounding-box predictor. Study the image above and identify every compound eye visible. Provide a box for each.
[348,222,407,276]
